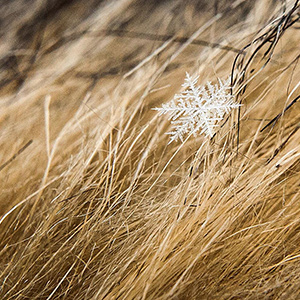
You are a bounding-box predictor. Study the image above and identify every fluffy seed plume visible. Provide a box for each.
[154,72,240,143]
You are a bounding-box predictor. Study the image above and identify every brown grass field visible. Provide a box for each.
[0,0,300,299]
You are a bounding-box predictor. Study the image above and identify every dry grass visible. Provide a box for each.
[0,0,300,299]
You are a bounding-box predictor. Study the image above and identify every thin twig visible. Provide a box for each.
[0,140,33,172]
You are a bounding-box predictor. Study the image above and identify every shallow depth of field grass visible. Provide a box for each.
[0,0,300,299]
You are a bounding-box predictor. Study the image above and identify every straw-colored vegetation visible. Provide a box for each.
[0,0,300,299]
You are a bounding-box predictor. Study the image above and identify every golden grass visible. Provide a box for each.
[0,0,300,299]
